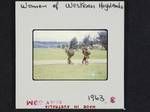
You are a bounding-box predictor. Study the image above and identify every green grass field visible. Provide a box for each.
[34,64,106,80]
[33,48,107,80]
[34,48,107,60]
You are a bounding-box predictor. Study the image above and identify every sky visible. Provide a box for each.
[34,30,105,42]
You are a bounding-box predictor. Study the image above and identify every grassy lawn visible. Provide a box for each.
[34,48,107,60]
[33,48,107,80]
[34,63,107,80]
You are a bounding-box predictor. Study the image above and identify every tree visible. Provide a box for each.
[97,31,108,50]
[82,35,93,47]
[69,37,78,49]
[61,44,66,49]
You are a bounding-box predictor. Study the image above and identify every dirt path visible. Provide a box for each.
[34,59,107,65]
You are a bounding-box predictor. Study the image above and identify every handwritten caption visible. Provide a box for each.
[20,2,124,11]
[25,95,116,109]
[26,99,96,109]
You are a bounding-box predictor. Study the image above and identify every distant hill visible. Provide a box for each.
[34,41,69,48]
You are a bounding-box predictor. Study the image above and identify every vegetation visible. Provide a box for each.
[34,48,107,60]
[33,48,107,80]
[34,63,107,80]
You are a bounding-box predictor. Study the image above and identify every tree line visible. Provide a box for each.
[60,31,108,50]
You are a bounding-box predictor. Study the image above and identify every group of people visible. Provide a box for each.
[65,47,91,65]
